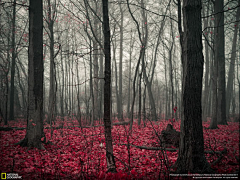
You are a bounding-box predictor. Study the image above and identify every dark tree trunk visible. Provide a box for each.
[9,0,16,121]
[102,0,117,173]
[215,0,227,125]
[138,71,142,125]
[47,0,56,124]
[174,0,213,173]
[16,0,45,150]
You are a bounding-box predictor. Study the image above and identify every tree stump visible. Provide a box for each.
[160,124,180,148]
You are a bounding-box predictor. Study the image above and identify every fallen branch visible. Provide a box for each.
[118,144,228,155]
[0,121,131,131]
[0,127,14,131]
[118,143,177,152]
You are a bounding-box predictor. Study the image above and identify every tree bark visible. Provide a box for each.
[16,0,45,150]
[226,3,240,119]
[118,1,123,121]
[202,3,210,122]
[215,0,227,125]
[102,0,117,173]
[93,4,99,121]
[174,0,213,173]
[9,0,17,121]
[47,0,56,124]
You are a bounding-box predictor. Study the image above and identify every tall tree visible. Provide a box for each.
[9,0,17,120]
[238,23,240,122]
[209,0,227,128]
[215,0,227,125]
[16,0,45,149]
[118,0,123,121]
[93,0,99,121]
[226,3,240,119]
[140,0,157,122]
[46,0,57,124]
[174,0,213,173]
[102,0,117,173]
[202,2,210,122]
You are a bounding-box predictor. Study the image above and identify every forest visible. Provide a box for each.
[0,0,239,179]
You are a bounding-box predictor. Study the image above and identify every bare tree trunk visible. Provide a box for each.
[118,1,123,121]
[127,31,133,118]
[210,0,227,128]
[238,26,240,122]
[164,51,168,120]
[102,0,116,173]
[89,40,94,126]
[226,3,240,119]
[113,39,120,121]
[138,71,142,125]
[60,47,64,117]
[169,21,174,121]
[2,27,11,124]
[99,31,104,119]
[16,0,45,150]
[202,3,210,122]
[216,0,227,125]
[9,0,16,121]
[174,0,213,173]
[140,0,157,121]
[93,6,99,121]
[47,0,56,124]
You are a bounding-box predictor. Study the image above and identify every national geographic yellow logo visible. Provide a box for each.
[1,173,22,179]
[1,173,6,179]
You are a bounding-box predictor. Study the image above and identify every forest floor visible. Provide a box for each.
[0,118,239,179]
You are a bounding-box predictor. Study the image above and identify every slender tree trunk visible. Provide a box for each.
[169,23,174,121]
[99,30,104,119]
[226,3,240,119]
[127,29,134,118]
[89,40,94,126]
[118,1,123,121]
[238,26,240,122]
[138,71,142,125]
[3,29,11,124]
[47,0,56,124]
[102,0,116,173]
[60,47,64,117]
[93,11,99,121]
[202,3,210,122]
[113,40,120,121]
[9,0,17,120]
[140,0,157,121]
[164,51,168,120]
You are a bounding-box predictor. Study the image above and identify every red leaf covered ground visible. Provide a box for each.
[0,118,239,179]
